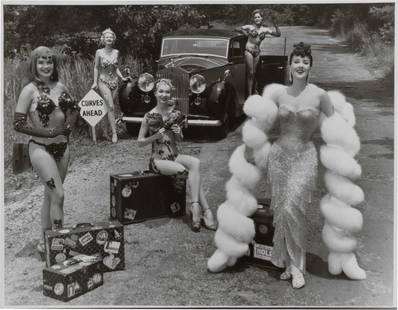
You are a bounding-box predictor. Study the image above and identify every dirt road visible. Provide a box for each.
[3,26,394,307]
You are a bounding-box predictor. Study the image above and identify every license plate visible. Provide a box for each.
[253,242,273,261]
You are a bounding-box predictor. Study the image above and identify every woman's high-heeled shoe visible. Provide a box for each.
[37,242,45,253]
[201,208,217,231]
[112,133,118,143]
[291,266,305,289]
[190,202,201,232]
[280,266,291,280]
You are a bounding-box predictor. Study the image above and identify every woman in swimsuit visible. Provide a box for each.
[14,46,78,254]
[91,28,127,143]
[237,9,281,96]
[137,79,217,232]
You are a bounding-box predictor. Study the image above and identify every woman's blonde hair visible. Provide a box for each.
[100,28,116,45]
[155,78,175,92]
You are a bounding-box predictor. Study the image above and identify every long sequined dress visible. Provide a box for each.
[267,101,320,273]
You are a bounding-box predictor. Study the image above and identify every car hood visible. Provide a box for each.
[160,56,228,73]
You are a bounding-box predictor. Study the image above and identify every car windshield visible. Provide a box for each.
[161,38,229,58]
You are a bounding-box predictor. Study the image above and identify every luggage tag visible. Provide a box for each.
[103,254,121,270]
[103,240,121,269]
[104,241,120,254]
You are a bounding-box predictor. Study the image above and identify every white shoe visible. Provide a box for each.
[291,266,305,289]
[280,266,292,280]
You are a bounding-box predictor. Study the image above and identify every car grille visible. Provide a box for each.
[156,67,189,115]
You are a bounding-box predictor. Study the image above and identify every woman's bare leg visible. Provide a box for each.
[29,143,65,232]
[98,81,117,141]
[252,54,260,94]
[175,154,200,203]
[245,50,255,96]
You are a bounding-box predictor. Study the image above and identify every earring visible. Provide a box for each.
[289,71,293,84]
[306,71,310,84]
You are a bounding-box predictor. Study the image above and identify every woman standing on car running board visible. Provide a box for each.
[237,9,281,96]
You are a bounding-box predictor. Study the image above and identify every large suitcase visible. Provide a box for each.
[43,255,103,302]
[110,171,186,224]
[244,198,282,271]
[44,221,124,272]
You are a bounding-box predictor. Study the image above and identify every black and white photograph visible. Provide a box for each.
[1,0,396,308]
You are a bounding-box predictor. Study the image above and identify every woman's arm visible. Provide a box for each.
[14,85,64,137]
[236,25,252,36]
[170,124,183,141]
[91,50,100,89]
[261,23,281,38]
[269,21,281,37]
[137,116,164,147]
[320,90,335,117]
[114,50,127,81]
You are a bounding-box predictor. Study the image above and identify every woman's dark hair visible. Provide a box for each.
[30,46,59,85]
[289,42,313,67]
[251,9,263,19]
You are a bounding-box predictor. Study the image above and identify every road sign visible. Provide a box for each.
[78,89,108,127]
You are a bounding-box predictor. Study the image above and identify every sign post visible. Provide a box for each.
[78,90,108,143]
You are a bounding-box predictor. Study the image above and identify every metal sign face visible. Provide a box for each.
[78,89,108,127]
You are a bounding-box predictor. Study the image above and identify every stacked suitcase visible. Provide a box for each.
[43,220,125,301]
[43,255,104,302]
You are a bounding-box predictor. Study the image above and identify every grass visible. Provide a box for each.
[333,22,394,78]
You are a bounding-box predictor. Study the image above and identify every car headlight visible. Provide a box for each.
[189,74,206,94]
[138,73,155,92]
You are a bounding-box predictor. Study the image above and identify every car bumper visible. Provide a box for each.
[121,116,222,127]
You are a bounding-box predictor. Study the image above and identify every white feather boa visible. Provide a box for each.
[320,91,366,280]
[207,85,282,272]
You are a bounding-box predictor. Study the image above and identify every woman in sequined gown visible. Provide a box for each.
[137,79,217,232]
[91,28,128,143]
[237,9,280,96]
[14,46,78,255]
[265,43,334,288]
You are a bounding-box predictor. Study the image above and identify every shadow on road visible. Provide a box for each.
[305,253,347,280]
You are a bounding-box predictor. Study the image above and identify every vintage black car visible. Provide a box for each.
[119,28,288,138]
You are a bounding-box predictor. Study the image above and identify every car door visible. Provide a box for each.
[227,37,246,115]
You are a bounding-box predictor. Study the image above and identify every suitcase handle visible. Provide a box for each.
[131,170,151,176]
[73,223,94,228]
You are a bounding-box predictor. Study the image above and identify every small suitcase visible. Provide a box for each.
[43,254,103,302]
[110,170,186,224]
[44,221,124,272]
[244,198,282,271]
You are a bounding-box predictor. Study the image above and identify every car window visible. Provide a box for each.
[162,38,229,58]
[229,40,243,58]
